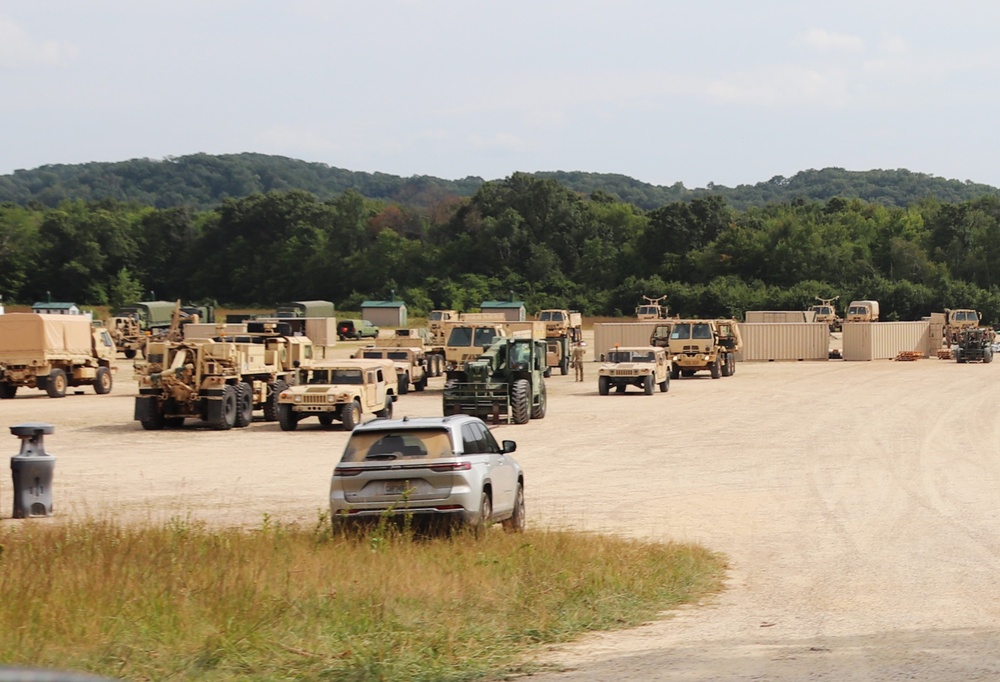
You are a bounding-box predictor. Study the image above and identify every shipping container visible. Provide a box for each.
[842,321,931,361]
[182,323,247,339]
[736,323,829,361]
[593,322,661,362]
[744,310,817,323]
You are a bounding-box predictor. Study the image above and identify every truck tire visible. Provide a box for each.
[94,366,113,395]
[0,382,16,399]
[263,380,288,422]
[659,374,670,392]
[234,382,253,427]
[46,368,68,398]
[985,348,994,364]
[560,356,569,376]
[670,363,680,380]
[956,349,966,363]
[643,374,654,395]
[398,372,410,395]
[318,413,336,426]
[278,404,298,431]
[414,374,427,392]
[511,379,530,424]
[375,398,393,419]
[210,385,237,430]
[124,349,137,359]
[530,380,547,419]
[341,400,361,431]
[137,398,165,431]
[598,376,609,395]
[710,359,722,379]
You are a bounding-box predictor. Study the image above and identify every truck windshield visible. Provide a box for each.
[330,369,364,384]
[670,324,691,340]
[692,323,712,339]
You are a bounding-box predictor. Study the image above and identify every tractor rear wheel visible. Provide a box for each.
[511,379,530,424]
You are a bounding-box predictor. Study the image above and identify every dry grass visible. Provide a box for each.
[0,516,726,681]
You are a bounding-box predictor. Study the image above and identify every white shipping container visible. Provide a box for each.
[842,321,931,360]
[737,323,829,361]
[744,310,817,324]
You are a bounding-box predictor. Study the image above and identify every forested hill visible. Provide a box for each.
[1,153,998,211]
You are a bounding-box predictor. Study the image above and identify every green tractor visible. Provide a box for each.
[954,327,995,364]
[442,337,548,424]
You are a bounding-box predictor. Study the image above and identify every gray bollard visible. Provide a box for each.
[10,422,56,519]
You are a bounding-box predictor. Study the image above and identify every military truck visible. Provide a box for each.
[428,310,458,345]
[598,346,670,395]
[943,308,981,346]
[353,345,428,394]
[635,295,670,321]
[809,297,841,331]
[0,313,115,399]
[442,337,548,424]
[276,359,396,431]
[109,300,179,358]
[666,319,743,379]
[437,322,508,380]
[845,300,880,322]
[536,309,583,375]
[275,300,336,319]
[133,321,315,430]
[954,327,995,363]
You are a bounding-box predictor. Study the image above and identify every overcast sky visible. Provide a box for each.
[3,1,1000,189]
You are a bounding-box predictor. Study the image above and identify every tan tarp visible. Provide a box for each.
[0,313,93,358]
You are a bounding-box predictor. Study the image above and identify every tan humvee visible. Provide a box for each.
[665,319,742,379]
[0,313,116,399]
[352,345,428,394]
[598,346,670,395]
[276,358,396,431]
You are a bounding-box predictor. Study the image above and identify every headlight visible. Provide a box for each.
[328,395,336,403]
[294,395,302,403]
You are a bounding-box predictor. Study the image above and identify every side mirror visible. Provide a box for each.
[502,440,517,454]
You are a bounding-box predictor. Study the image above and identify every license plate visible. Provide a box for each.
[385,481,408,495]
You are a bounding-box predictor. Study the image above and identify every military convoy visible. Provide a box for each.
[0,313,116,398]
[598,346,670,395]
[442,337,548,424]
[133,321,316,430]
[276,359,396,430]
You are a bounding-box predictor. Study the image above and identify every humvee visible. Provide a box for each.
[598,346,670,395]
[276,358,396,431]
[352,345,428,394]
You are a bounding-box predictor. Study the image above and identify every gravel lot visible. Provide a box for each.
[3,334,1000,680]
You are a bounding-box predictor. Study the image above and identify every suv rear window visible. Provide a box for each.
[341,429,453,462]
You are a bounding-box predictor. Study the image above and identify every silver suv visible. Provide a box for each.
[329,415,525,533]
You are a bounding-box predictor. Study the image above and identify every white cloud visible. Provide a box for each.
[797,28,864,53]
[698,67,851,108]
[0,17,76,68]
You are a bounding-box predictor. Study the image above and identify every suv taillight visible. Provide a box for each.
[428,462,472,472]
[334,466,363,477]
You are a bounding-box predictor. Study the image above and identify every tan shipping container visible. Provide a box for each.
[744,310,817,324]
[736,323,829,361]
[842,321,931,361]
[304,317,338,346]
[182,322,247,339]
[593,322,661,363]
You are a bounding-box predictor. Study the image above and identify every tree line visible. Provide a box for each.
[3,153,999,212]
[4,173,1000,324]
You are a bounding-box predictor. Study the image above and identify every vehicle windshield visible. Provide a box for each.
[341,429,454,462]
[429,311,443,321]
[671,323,691,340]
[325,369,363,384]
[848,306,864,315]
[387,351,409,361]
[361,351,384,359]
[638,306,658,315]
[538,311,564,321]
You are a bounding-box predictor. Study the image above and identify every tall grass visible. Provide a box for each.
[0,516,726,681]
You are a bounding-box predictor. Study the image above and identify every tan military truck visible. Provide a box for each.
[536,309,583,375]
[808,296,842,332]
[665,319,743,379]
[0,313,115,398]
[437,322,508,381]
[133,320,316,430]
[428,309,458,345]
[276,358,396,431]
[353,345,428,394]
[943,308,981,346]
[635,295,670,321]
[598,346,670,395]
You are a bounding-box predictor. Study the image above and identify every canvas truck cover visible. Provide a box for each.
[0,313,94,359]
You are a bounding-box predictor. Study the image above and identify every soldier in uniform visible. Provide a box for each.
[571,341,587,381]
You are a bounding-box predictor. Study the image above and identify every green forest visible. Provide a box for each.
[5,163,1000,324]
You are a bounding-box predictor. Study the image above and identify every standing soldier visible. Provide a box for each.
[571,341,587,382]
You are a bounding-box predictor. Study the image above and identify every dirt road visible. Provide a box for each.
[3,340,1000,680]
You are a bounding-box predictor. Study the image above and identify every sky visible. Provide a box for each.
[3,1,1000,189]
